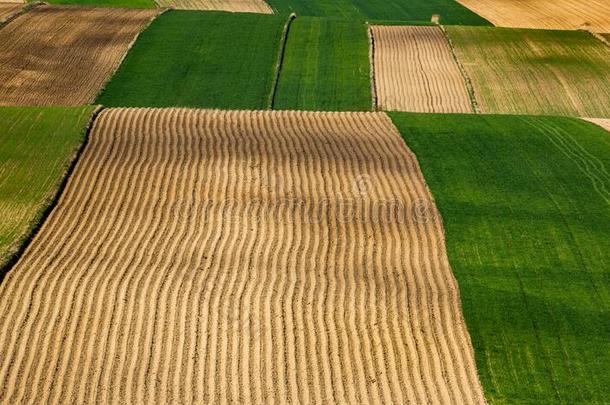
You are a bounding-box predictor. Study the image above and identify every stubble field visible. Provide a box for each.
[0,108,484,404]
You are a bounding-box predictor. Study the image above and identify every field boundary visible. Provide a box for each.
[583,29,610,49]
[94,8,166,103]
[268,12,296,109]
[0,1,41,30]
[439,24,479,113]
[367,23,378,111]
[0,106,103,285]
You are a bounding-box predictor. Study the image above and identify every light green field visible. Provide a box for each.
[446,27,610,117]
[274,17,372,111]
[0,106,95,279]
[97,11,285,109]
[391,113,610,404]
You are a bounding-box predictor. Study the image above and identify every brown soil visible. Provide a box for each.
[371,25,473,113]
[155,0,272,13]
[0,108,485,404]
[0,6,158,106]
[456,0,610,32]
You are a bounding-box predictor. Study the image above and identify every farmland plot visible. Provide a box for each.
[391,113,610,404]
[274,18,372,111]
[447,26,610,116]
[584,118,610,133]
[371,25,472,113]
[98,12,284,109]
[0,3,23,23]
[0,108,485,404]
[0,106,95,276]
[0,6,158,106]
[155,0,272,13]
[456,0,610,32]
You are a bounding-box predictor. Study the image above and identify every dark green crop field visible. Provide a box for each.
[274,17,371,111]
[0,106,95,277]
[267,0,490,25]
[97,11,286,109]
[391,113,610,404]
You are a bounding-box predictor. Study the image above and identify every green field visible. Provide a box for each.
[267,0,490,25]
[97,11,286,109]
[274,17,371,111]
[44,0,156,8]
[0,106,95,278]
[447,27,610,117]
[391,113,610,404]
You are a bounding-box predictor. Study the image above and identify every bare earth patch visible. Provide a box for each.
[456,0,610,32]
[155,0,272,13]
[0,108,484,404]
[371,25,472,113]
[0,6,158,106]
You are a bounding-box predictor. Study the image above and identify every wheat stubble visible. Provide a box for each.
[0,108,485,404]
[0,6,157,106]
[154,0,272,13]
[371,25,472,113]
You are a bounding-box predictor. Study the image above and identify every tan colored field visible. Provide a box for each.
[456,0,610,32]
[0,108,484,404]
[446,26,610,116]
[585,118,610,132]
[371,25,472,113]
[155,0,272,13]
[0,2,22,22]
[0,6,157,106]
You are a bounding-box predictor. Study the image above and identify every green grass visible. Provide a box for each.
[97,11,286,109]
[390,113,610,404]
[267,0,490,25]
[42,0,156,8]
[446,27,610,117]
[273,17,371,111]
[0,106,96,277]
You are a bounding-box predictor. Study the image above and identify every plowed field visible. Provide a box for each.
[155,0,272,13]
[0,108,484,404]
[0,6,157,106]
[456,0,610,32]
[371,25,472,113]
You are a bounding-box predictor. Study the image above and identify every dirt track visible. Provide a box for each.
[585,118,610,132]
[0,2,22,22]
[0,6,157,106]
[456,0,610,32]
[0,108,485,404]
[371,26,472,113]
[155,0,272,13]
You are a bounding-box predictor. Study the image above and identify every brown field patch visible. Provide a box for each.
[0,2,22,22]
[456,0,610,32]
[371,25,472,113]
[0,6,158,106]
[155,0,272,13]
[0,108,484,404]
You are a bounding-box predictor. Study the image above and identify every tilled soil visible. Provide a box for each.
[0,6,158,106]
[0,108,485,404]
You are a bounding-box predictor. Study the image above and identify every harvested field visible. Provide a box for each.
[155,0,272,13]
[447,26,610,116]
[584,118,610,132]
[0,6,158,106]
[391,112,610,403]
[456,0,610,32]
[371,25,472,113]
[0,108,485,404]
[0,3,22,23]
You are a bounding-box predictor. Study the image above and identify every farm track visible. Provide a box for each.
[155,0,272,13]
[0,108,485,404]
[585,118,610,133]
[456,0,610,32]
[0,6,157,106]
[371,26,472,113]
